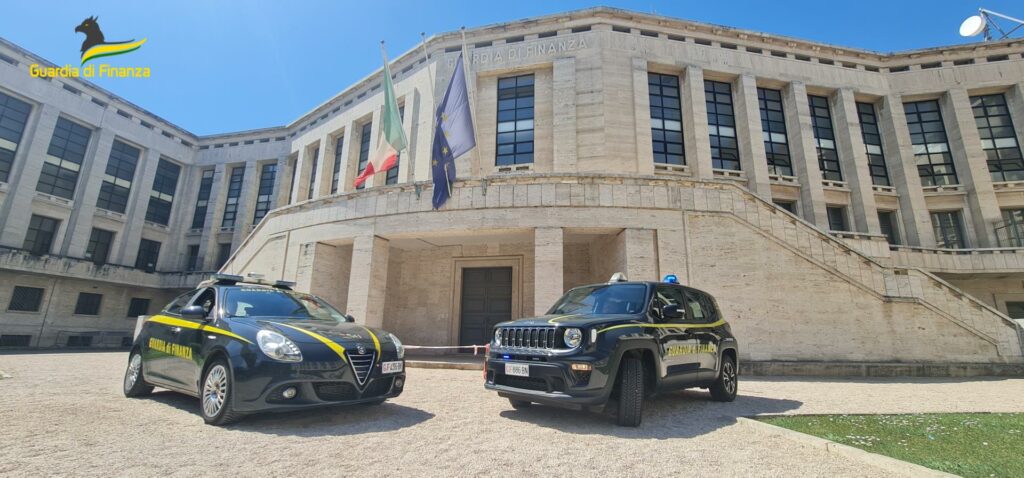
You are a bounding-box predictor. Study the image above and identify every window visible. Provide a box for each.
[194,288,216,317]
[547,284,647,315]
[24,215,60,255]
[74,292,102,315]
[1005,301,1024,319]
[85,228,114,265]
[66,336,93,347]
[127,298,151,317]
[758,88,793,176]
[808,95,842,181]
[144,158,180,225]
[971,94,1024,182]
[190,169,214,229]
[773,201,796,214]
[826,206,848,232]
[37,117,90,199]
[386,106,405,185]
[221,167,245,228]
[252,163,276,224]
[0,335,31,347]
[998,209,1024,247]
[878,211,900,245]
[135,238,161,272]
[8,286,44,312]
[0,91,31,183]
[683,290,714,324]
[96,140,140,213]
[649,73,684,165]
[306,147,319,199]
[904,100,958,186]
[705,80,739,170]
[356,122,373,190]
[496,74,535,166]
[653,285,686,323]
[165,290,198,315]
[216,243,232,268]
[931,211,966,249]
[186,245,201,271]
[331,136,344,194]
[856,102,890,186]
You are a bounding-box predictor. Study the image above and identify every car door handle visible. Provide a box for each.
[170,327,182,334]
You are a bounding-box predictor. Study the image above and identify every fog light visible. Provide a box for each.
[570,363,592,371]
[394,377,404,389]
[282,386,297,399]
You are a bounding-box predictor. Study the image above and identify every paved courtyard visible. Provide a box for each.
[1,352,1023,477]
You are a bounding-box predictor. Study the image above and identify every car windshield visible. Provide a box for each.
[223,287,347,322]
[547,284,648,315]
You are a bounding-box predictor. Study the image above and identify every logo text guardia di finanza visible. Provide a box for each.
[29,16,150,79]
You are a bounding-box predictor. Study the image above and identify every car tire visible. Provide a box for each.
[709,355,738,402]
[508,398,532,409]
[615,357,644,427]
[200,358,242,426]
[123,350,154,398]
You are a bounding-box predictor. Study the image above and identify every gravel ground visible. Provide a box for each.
[1,352,1023,477]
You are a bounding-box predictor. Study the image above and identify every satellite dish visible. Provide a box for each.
[959,15,986,37]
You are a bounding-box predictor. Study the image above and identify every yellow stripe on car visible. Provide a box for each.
[147,315,253,344]
[361,327,381,355]
[275,323,347,363]
[596,319,727,335]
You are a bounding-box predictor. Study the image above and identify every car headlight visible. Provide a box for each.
[493,328,502,346]
[386,333,405,359]
[564,328,583,348]
[257,330,303,362]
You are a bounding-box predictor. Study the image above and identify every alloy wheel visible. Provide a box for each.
[202,365,228,418]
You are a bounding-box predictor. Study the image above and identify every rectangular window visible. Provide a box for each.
[773,201,796,214]
[758,88,793,176]
[144,158,180,225]
[220,167,245,228]
[931,210,966,249]
[808,95,842,181]
[998,209,1024,247]
[0,91,32,183]
[24,214,60,255]
[1005,301,1024,319]
[0,335,32,347]
[904,100,958,187]
[96,140,140,213]
[826,206,847,232]
[186,244,201,271]
[496,74,535,166]
[386,106,405,185]
[8,286,44,312]
[856,102,890,186]
[331,136,344,194]
[971,94,1024,182]
[37,117,90,199]
[74,292,102,315]
[66,336,93,347]
[878,211,900,245]
[649,73,684,165]
[216,243,232,268]
[127,297,151,317]
[190,169,214,229]
[356,122,373,190]
[705,80,739,170]
[307,147,319,200]
[85,228,114,265]
[252,163,276,224]
[135,238,161,272]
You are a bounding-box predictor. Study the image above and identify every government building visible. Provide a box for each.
[1,7,1022,365]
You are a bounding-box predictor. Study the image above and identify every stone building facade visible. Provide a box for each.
[1,8,1023,362]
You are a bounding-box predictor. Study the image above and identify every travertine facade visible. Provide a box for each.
[1,7,1023,362]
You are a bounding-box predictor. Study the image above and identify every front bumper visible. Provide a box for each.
[484,355,611,408]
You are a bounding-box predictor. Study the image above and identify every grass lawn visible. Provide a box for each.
[761,413,1024,477]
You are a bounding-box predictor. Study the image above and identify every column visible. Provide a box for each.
[832,88,881,234]
[346,235,390,327]
[783,81,828,228]
[272,154,290,206]
[623,228,657,281]
[161,163,199,270]
[878,94,935,246]
[116,147,161,266]
[199,163,228,270]
[230,160,259,248]
[943,87,1003,247]
[631,57,654,174]
[290,145,313,204]
[552,57,577,172]
[534,227,564,314]
[295,242,351,312]
[63,128,115,258]
[0,104,60,248]
[733,74,772,199]
[681,65,713,180]
[311,137,330,198]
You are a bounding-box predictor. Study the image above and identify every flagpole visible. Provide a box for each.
[459,26,481,178]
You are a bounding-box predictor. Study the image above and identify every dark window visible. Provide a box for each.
[826,206,848,231]
[306,147,319,200]
[653,285,686,323]
[66,336,93,347]
[120,336,133,347]
[9,286,44,312]
[758,88,793,176]
[1005,301,1024,319]
[773,201,796,213]
[24,215,59,255]
[216,243,232,268]
[0,91,31,183]
[931,211,966,248]
[96,140,139,213]
[705,80,739,170]
[0,335,32,347]
[649,73,684,165]
[37,117,90,199]
[971,94,1024,182]
[904,100,958,187]
[808,95,842,181]
[548,284,648,315]
[135,239,161,272]
[386,106,405,185]
[878,211,900,245]
[331,136,344,194]
[164,290,198,315]
[496,74,535,166]
[356,122,373,190]
[252,163,276,224]
[127,297,151,317]
[221,167,245,228]
[998,209,1024,247]
[144,158,180,225]
[85,228,114,265]
[186,245,201,271]
[856,102,890,186]
[683,290,715,324]
[190,169,214,229]
[74,292,102,315]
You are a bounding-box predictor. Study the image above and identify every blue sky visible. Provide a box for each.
[1,1,1018,136]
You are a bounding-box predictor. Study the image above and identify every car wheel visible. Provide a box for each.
[200,359,242,425]
[123,350,154,397]
[709,355,738,402]
[508,398,532,409]
[615,357,644,427]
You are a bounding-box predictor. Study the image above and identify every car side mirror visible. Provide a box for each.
[662,304,683,320]
[344,314,356,323]
[181,305,208,321]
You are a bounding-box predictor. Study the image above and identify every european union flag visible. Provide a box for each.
[432,53,476,209]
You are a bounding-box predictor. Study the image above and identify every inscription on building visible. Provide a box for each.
[448,37,590,67]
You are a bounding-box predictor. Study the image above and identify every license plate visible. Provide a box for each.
[381,361,403,374]
[505,363,529,377]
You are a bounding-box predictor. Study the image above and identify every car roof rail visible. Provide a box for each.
[273,280,296,290]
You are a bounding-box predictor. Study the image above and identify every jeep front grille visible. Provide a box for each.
[345,351,376,385]
[498,327,559,350]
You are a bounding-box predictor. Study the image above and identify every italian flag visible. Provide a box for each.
[354,52,408,187]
